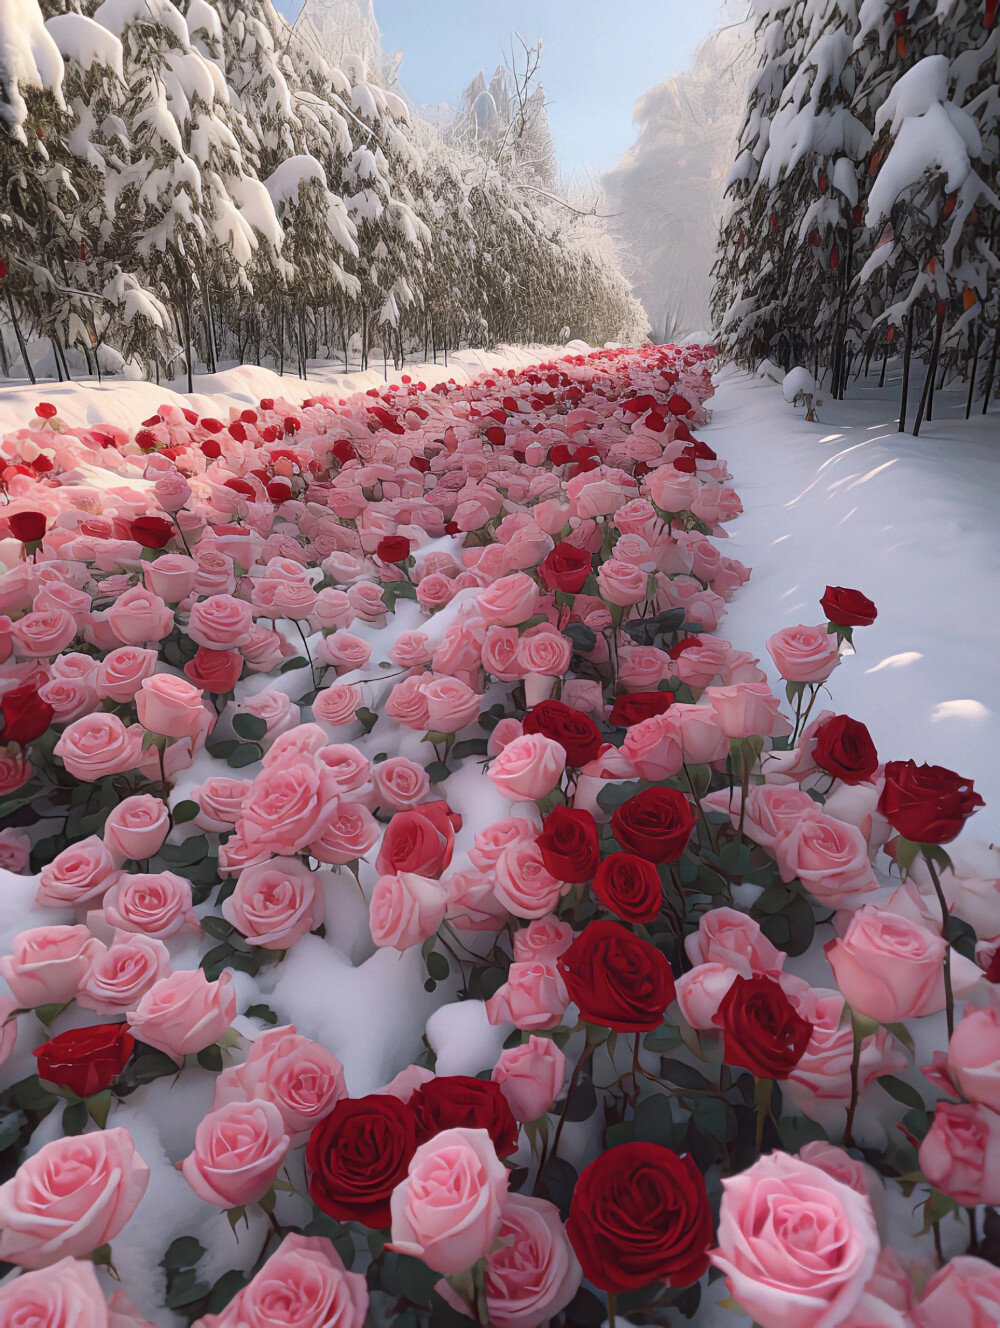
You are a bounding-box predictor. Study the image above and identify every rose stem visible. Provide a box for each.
[932,1218,943,1264]
[608,1291,618,1327]
[843,1018,862,1149]
[968,1207,980,1254]
[924,854,955,1038]
[549,1039,595,1160]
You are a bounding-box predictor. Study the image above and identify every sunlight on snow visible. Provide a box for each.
[932,700,993,723]
[866,652,923,673]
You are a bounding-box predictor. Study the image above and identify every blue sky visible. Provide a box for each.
[275,1,731,176]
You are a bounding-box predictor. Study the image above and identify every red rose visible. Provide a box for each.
[566,1143,713,1292]
[183,647,243,694]
[376,536,411,564]
[673,455,697,474]
[609,691,674,728]
[1,684,54,745]
[820,585,877,627]
[559,919,675,1032]
[34,1023,134,1099]
[537,807,600,883]
[129,516,174,549]
[410,1076,518,1154]
[522,700,602,768]
[266,478,293,503]
[592,853,662,923]
[878,759,985,845]
[375,800,460,877]
[35,403,58,420]
[611,787,695,864]
[715,975,813,1080]
[669,636,703,660]
[811,714,878,785]
[306,1094,419,1229]
[538,541,592,594]
[8,511,47,544]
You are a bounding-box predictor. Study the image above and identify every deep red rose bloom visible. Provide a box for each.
[411,1076,519,1152]
[8,511,47,544]
[266,478,293,503]
[1,684,54,746]
[35,402,58,420]
[559,919,675,1032]
[522,700,602,768]
[820,585,877,627]
[811,714,878,785]
[672,455,697,474]
[537,807,600,883]
[878,759,985,845]
[669,636,703,660]
[611,787,695,864]
[306,1094,419,1228]
[34,1023,134,1099]
[129,515,174,549]
[566,1143,713,1292]
[375,800,459,877]
[609,691,674,728]
[592,853,662,923]
[377,536,411,564]
[183,647,243,694]
[715,976,813,1080]
[538,541,592,594]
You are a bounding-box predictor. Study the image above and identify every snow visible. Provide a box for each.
[44,13,124,79]
[0,0,66,141]
[425,1001,511,1078]
[263,154,327,205]
[782,366,817,403]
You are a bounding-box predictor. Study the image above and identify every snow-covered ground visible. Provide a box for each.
[709,364,1000,833]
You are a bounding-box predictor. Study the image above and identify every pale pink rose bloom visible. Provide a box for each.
[703,784,817,854]
[675,963,739,1030]
[105,585,173,645]
[104,795,170,862]
[193,1233,368,1328]
[685,907,785,978]
[560,679,607,719]
[38,675,98,724]
[314,588,356,631]
[906,840,1000,943]
[596,557,648,607]
[785,988,909,1119]
[135,674,212,745]
[210,1026,346,1145]
[0,1128,149,1269]
[36,836,116,907]
[798,1141,875,1201]
[240,757,337,855]
[707,683,789,739]
[919,1101,1000,1206]
[469,818,537,872]
[102,871,200,939]
[239,690,301,745]
[0,827,30,873]
[420,676,480,733]
[491,1036,567,1122]
[488,719,524,756]
[262,725,327,767]
[385,674,430,730]
[646,467,698,511]
[476,573,540,627]
[442,868,510,932]
[835,1249,918,1328]
[373,756,430,810]
[181,1098,290,1208]
[190,776,250,833]
[77,931,170,1014]
[380,1064,437,1103]
[916,1256,1000,1327]
[389,1127,509,1275]
[93,645,158,703]
[488,734,565,802]
[622,712,684,781]
[669,703,728,765]
[144,553,198,602]
[0,1257,109,1327]
[126,968,236,1063]
[773,812,880,910]
[390,631,433,667]
[54,713,142,781]
[946,1005,1000,1113]
[711,1151,878,1328]
[10,608,77,658]
[315,743,371,795]
[494,841,569,920]
[309,802,379,865]
[618,645,673,691]
[222,858,324,950]
[315,631,372,672]
[0,925,103,1007]
[512,917,575,964]
[485,961,569,1030]
[822,779,893,857]
[767,624,841,683]
[369,872,448,950]
[517,628,572,678]
[312,683,364,729]
[187,593,254,650]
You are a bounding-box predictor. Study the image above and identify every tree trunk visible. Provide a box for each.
[898,312,914,432]
[278,306,285,376]
[913,311,945,437]
[0,325,9,377]
[982,326,999,415]
[966,331,980,419]
[878,342,890,389]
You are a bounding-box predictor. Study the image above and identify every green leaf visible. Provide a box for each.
[197,1044,224,1072]
[356,707,378,734]
[228,742,263,769]
[245,1003,278,1025]
[0,1106,28,1151]
[659,1059,717,1093]
[643,1023,682,1053]
[62,1099,88,1135]
[34,1001,70,1027]
[451,738,489,760]
[160,835,209,867]
[377,1251,439,1307]
[878,1075,926,1112]
[279,656,308,673]
[596,780,640,813]
[206,1270,250,1315]
[233,713,268,742]
[163,1237,206,1271]
[201,915,237,941]
[425,761,451,784]
[426,951,449,981]
[171,799,200,825]
[165,1268,211,1309]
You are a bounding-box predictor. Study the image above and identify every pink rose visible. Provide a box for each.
[193,1233,368,1328]
[144,553,198,601]
[105,585,174,645]
[773,812,879,909]
[711,1151,878,1328]
[187,594,254,650]
[135,674,211,745]
[221,857,324,950]
[239,690,300,746]
[669,703,728,764]
[597,558,648,607]
[210,1026,346,1145]
[622,712,684,780]
[240,758,337,855]
[369,872,448,950]
[315,631,372,672]
[389,1127,509,1275]
[675,963,739,1030]
[517,628,572,678]
[704,784,817,853]
[36,836,116,907]
[0,1257,109,1327]
[798,1141,874,1200]
[77,931,170,1014]
[101,871,200,938]
[947,1005,1000,1112]
[485,961,569,1030]
[127,968,236,1062]
[785,988,909,1119]
[919,1101,1000,1205]
[93,646,158,703]
[189,776,250,832]
[685,907,785,978]
[512,917,575,964]
[917,1256,1000,1327]
[181,1098,290,1208]
[491,1036,567,1122]
[11,609,77,659]
[0,925,103,1007]
[0,1128,149,1268]
[309,802,380,866]
[103,795,170,862]
[314,742,371,795]
[54,714,142,781]
[420,676,480,733]
[494,841,568,919]
[38,675,97,724]
[372,757,430,810]
[313,683,363,728]
[488,734,566,802]
[767,624,841,683]
[707,683,788,739]
[476,573,540,627]
[469,818,536,872]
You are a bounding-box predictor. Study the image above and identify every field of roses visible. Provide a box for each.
[0,342,996,1328]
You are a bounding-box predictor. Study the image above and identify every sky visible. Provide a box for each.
[275,0,735,178]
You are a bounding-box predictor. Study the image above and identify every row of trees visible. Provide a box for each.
[713,0,1000,431]
[0,0,647,386]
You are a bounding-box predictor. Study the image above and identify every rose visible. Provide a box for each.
[491,1036,567,1122]
[197,1233,368,1328]
[144,552,197,601]
[485,961,570,1030]
[372,757,430,810]
[306,1094,420,1228]
[470,818,537,871]
[878,759,985,844]
[711,1152,879,1328]
[421,677,480,733]
[376,535,411,563]
[772,811,879,909]
[704,784,817,854]
[476,573,539,627]
[0,828,30,873]
[522,700,602,767]
[766,624,841,683]
[389,1126,509,1275]
[517,627,572,678]
[189,776,250,832]
[221,858,324,950]
[369,872,448,950]
[824,906,964,1022]
[806,714,878,786]
[494,839,567,919]
[309,802,380,866]
[821,585,877,627]
[411,1076,519,1156]
[918,1101,1000,1206]
[210,1026,346,1145]
[538,541,591,593]
[130,515,173,548]
[77,932,170,1014]
[609,691,674,727]
[707,683,786,739]
[36,836,116,907]
[611,787,695,863]
[135,674,210,744]
[488,734,566,802]
[11,609,77,658]
[375,802,458,877]
[536,807,599,883]
[181,1099,290,1208]
[240,758,337,855]
[184,647,243,693]
[621,712,684,781]
[187,593,254,649]
[917,1256,1000,1326]
[93,646,157,702]
[559,919,676,1032]
[715,976,814,1079]
[9,511,47,543]
[592,852,663,923]
[1,684,53,745]
[0,1128,149,1268]
[513,916,575,963]
[597,558,648,607]
[0,925,103,1007]
[126,968,236,1063]
[54,713,141,781]
[947,1005,1000,1112]
[0,1257,110,1328]
[102,871,200,938]
[103,795,170,862]
[566,1143,713,1293]
[105,585,173,644]
[34,1023,134,1099]
[685,906,785,977]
